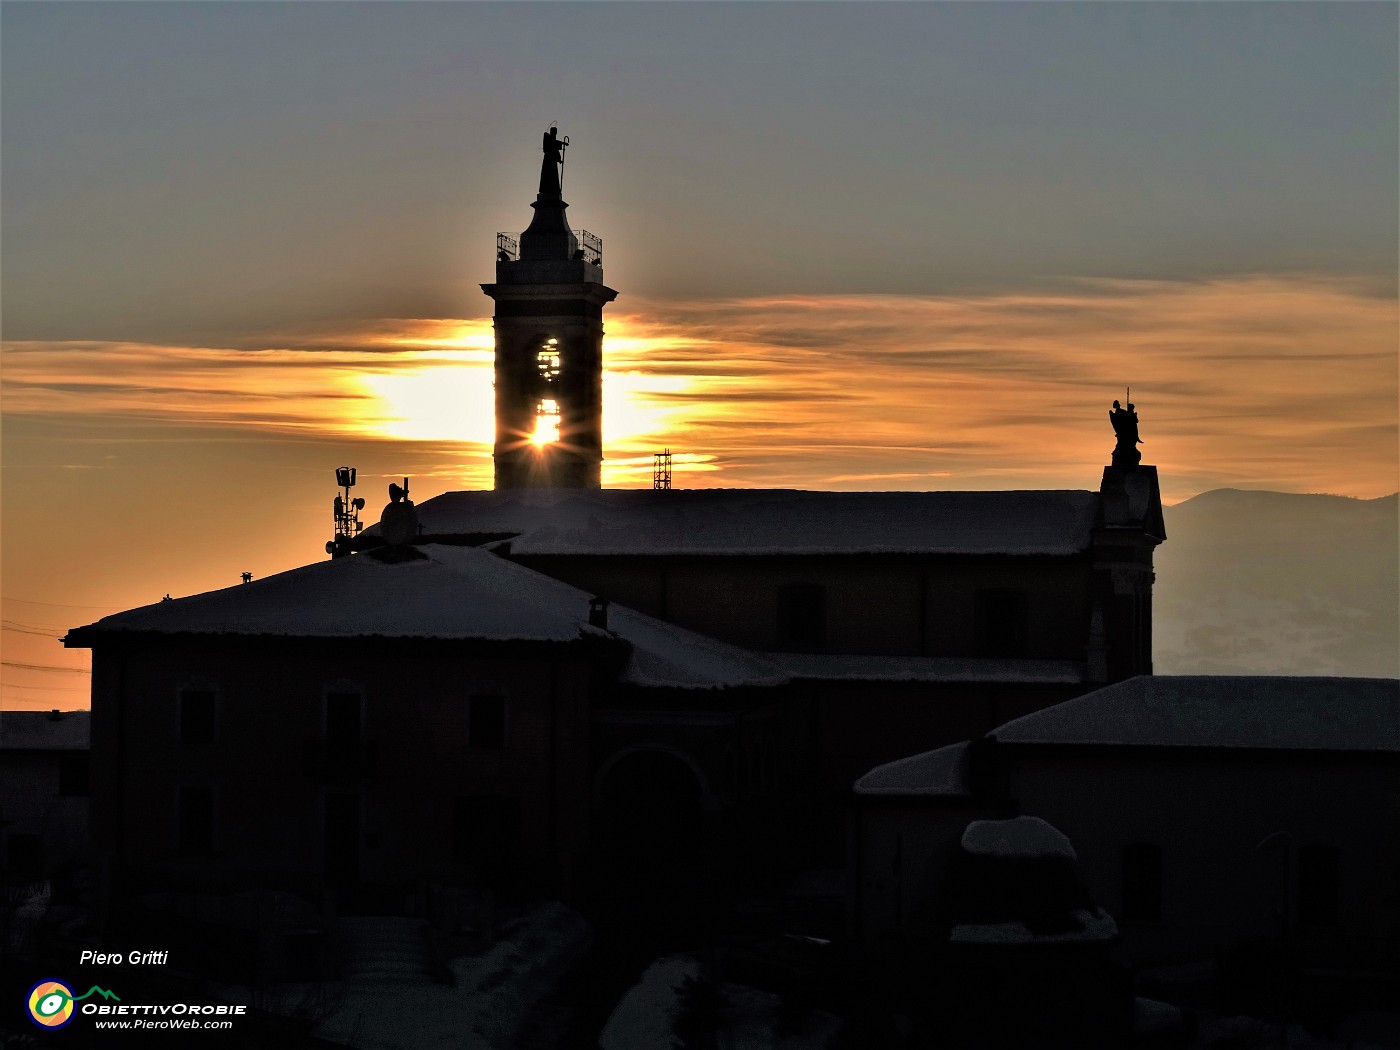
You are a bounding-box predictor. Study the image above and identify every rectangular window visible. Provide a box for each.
[326,693,361,762]
[324,793,361,882]
[776,583,826,652]
[1121,842,1162,921]
[59,752,91,796]
[468,695,507,749]
[178,786,215,855]
[1298,844,1339,927]
[974,589,1028,657]
[180,690,216,748]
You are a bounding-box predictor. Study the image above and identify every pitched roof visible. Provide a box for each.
[854,741,973,798]
[774,653,1086,685]
[394,488,1100,557]
[991,675,1400,753]
[962,816,1077,860]
[0,710,90,750]
[68,545,784,691]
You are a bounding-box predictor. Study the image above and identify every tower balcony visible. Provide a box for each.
[497,230,602,266]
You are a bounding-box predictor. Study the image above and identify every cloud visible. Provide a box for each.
[2,274,1394,500]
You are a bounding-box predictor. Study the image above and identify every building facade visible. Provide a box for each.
[851,676,1400,975]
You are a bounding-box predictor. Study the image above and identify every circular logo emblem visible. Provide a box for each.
[28,980,76,1029]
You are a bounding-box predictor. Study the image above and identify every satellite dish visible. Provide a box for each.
[379,501,418,547]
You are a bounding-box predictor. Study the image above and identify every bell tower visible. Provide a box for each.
[482,127,617,489]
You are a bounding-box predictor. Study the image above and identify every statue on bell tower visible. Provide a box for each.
[540,125,567,195]
[482,128,617,489]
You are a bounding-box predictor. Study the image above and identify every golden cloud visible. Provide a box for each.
[2,274,1395,499]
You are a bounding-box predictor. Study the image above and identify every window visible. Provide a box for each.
[974,589,1028,657]
[776,583,826,652]
[1121,842,1162,921]
[1298,844,1340,927]
[324,793,361,881]
[180,690,215,748]
[178,786,215,855]
[468,695,506,749]
[59,752,90,796]
[326,692,361,761]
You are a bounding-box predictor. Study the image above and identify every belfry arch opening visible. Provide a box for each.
[530,338,563,447]
[536,339,561,385]
[531,399,561,447]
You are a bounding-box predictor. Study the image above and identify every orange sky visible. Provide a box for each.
[2,273,1397,711]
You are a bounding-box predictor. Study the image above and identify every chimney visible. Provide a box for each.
[48,709,63,721]
[588,597,610,630]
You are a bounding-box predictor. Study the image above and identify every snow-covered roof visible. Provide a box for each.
[853,741,973,798]
[992,676,1400,753]
[962,816,1077,860]
[69,546,786,691]
[775,654,1085,685]
[609,605,787,691]
[0,710,90,750]
[394,488,1100,557]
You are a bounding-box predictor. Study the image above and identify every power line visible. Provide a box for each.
[1,661,90,676]
[2,621,68,638]
[2,596,116,611]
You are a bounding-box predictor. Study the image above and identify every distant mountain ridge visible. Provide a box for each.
[1153,489,1398,678]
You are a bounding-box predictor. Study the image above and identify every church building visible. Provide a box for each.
[66,129,1166,961]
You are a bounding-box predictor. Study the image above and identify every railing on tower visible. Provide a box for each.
[578,230,603,266]
[495,230,601,266]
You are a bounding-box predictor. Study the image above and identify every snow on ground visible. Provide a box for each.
[250,901,590,1050]
[600,954,839,1050]
[1191,1014,1396,1049]
[598,955,699,1050]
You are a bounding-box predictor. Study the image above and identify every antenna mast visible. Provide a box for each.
[326,466,366,559]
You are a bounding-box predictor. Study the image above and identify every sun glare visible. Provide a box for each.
[531,399,562,446]
[357,359,494,444]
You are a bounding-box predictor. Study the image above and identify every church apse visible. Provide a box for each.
[483,127,617,489]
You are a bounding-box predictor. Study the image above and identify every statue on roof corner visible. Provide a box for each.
[1109,398,1142,467]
